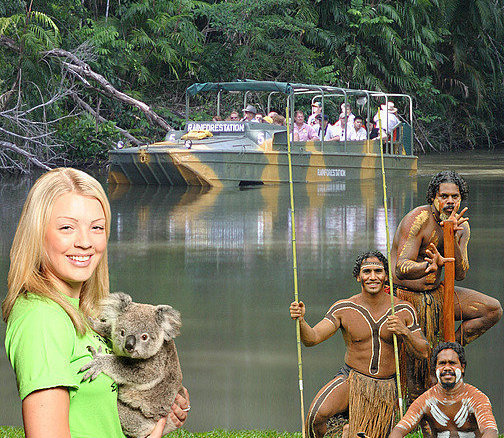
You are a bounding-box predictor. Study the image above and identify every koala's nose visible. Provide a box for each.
[125,335,136,352]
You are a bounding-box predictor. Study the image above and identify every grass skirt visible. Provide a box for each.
[395,284,444,399]
[348,370,397,438]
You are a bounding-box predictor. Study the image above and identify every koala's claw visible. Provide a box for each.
[80,361,104,382]
[87,345,102,357]
[80,347,106,382]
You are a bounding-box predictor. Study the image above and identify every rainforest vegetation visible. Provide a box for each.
[1,0,503,171]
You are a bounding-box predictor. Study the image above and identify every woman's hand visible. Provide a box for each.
[147,387,190,438]
[170,387,190,428]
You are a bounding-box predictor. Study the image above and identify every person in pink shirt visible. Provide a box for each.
[293,110,319,141]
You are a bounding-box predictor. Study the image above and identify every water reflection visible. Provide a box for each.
[0,163,502,431]
[107,179,417,270]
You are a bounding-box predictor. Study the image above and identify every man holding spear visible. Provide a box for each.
[290,251,429,438]
[390,170,502,399]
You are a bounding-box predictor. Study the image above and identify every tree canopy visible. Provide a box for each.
[1,0,503,171]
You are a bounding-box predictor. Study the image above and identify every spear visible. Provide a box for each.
[286,100,306,438]
[377,109,404,418]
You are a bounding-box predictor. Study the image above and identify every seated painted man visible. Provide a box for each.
[390,342,498,438]
[289,251,429,438]
[390,170,502,398]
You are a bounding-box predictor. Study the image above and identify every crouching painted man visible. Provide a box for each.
[289,251,430,438]
[390,342,498,438]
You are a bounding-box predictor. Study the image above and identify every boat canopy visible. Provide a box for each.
[186,79,375,97]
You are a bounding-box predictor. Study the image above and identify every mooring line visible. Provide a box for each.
[377,109,404,418]
[286,101,306,438]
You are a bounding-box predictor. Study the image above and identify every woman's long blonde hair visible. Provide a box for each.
[2,168,111,335]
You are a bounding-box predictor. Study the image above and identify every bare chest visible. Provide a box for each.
[425,396,478,432]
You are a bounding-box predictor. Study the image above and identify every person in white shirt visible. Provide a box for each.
[347,116,367,141]
[316,114,340,141]
[334,103,355,128]
[331,113,350,141]
[373,102,400,134]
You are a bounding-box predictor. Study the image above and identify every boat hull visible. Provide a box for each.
[109,140,417,187]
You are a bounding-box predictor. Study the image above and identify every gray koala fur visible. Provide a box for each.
[81,292,184,438]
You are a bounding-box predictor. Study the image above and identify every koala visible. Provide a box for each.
[81,292,184,438]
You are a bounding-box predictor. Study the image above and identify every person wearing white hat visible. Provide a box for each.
[373,101,400,134]
[241,104,259,122]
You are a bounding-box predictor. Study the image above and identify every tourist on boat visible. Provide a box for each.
[347,115,367,141]
[2,168,190,438]
[315,114,339,141]
[271,113,286,126]
[255,113,264,123]
[241,104,259,122]
[367,119,387,140]
[390,342,498,438]
[332,113,350,141]
[289,251,429,438]
[227,110,240,121]
[390,170,502,400]
[334,103,355,128]
[307,101,322,126]
[293,110,319,141]
[373,101,400,135]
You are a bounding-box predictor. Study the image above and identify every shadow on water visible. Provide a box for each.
[0,157,503,431]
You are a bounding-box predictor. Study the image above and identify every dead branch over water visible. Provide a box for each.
[0,37,171,172]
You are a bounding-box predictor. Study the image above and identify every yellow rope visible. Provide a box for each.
[286,102,306,438]
[377,109,404,418]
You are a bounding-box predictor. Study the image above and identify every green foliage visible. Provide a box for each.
[196,0,318,81]
[1,0,504,157]
[76,0,203,88]
[56,115,119,163]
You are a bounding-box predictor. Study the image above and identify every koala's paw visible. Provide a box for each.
[79,346,106,382]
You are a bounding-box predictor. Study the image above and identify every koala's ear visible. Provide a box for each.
[101,292,132,317]
[156,305,181,340]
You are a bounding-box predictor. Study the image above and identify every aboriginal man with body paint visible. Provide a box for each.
[390,342,498,438]
[390,171,502,399]
[289,251,430,438]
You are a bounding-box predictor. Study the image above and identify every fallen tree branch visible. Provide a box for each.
[43,48,173,132]
[0,141,52,171]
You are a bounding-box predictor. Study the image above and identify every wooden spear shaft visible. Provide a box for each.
[377,109,404,418]
[442,221,456,341]
[286,101,306,438]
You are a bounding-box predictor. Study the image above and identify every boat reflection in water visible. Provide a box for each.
[108,177,417,267]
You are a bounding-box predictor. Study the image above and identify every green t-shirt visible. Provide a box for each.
[5,293,125,438]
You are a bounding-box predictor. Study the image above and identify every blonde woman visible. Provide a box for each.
[2,168,189,438]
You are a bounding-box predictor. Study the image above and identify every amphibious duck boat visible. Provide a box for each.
[108,80,417,187]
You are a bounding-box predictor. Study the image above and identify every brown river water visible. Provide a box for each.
[1,150,503,432]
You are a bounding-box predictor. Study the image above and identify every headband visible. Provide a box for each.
[360,262,385,270]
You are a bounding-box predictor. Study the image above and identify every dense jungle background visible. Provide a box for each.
[1,0,504,172]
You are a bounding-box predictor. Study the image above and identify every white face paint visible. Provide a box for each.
[455,368,462,383]
[436,365,463,386]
